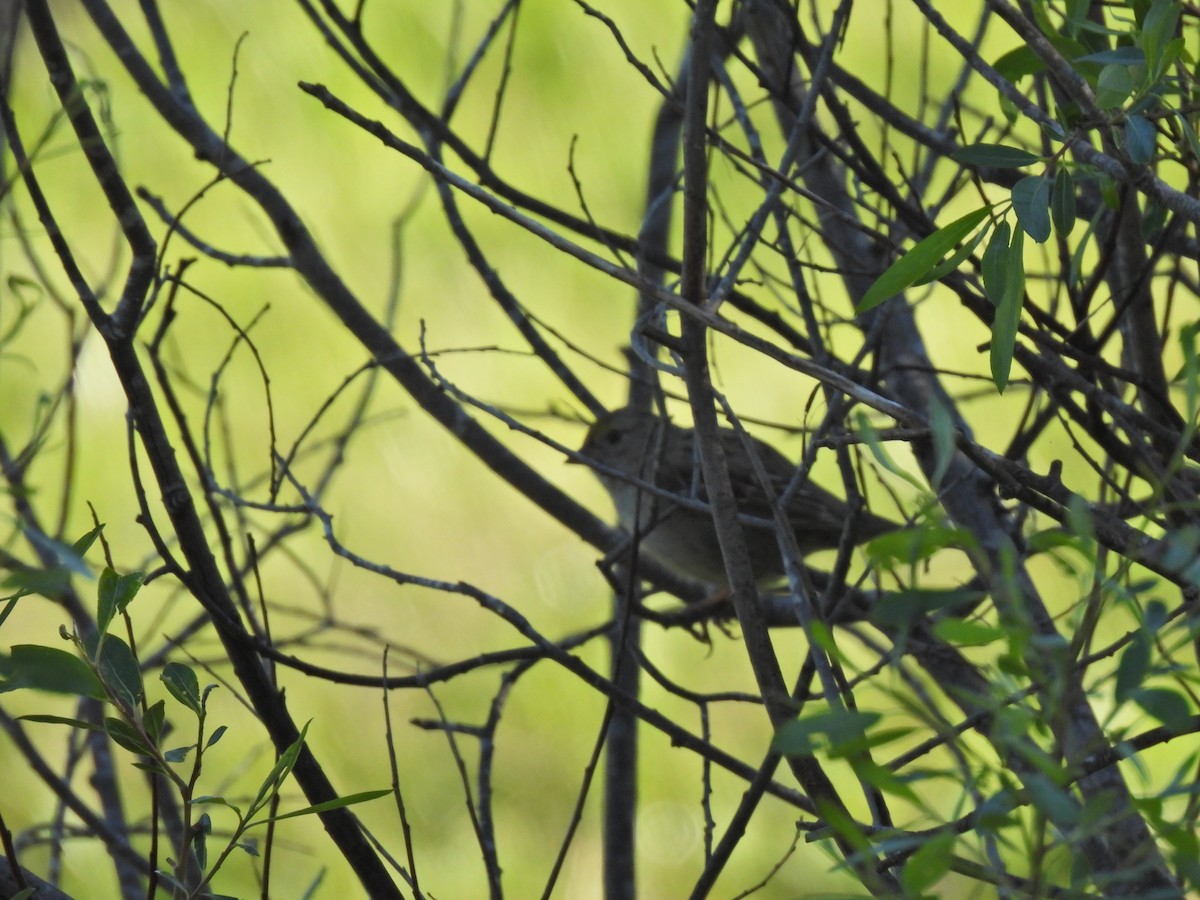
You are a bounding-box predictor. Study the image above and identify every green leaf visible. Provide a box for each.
[952,143,1042,168]
[162,662,203,715]
[865,524,975,567]
[250,721,310,814]
[1051,168,1076,236]
[928,396,956,489]
[853,413,924,492]
[1173,110,1200,163]
[1134,687,1193,733]
[164,745,194,764]
[901,832,956,894]
[1099,173,1120,209]
[981,219,1012,304]
[97,637,144,711]
[1141,196,1168,239]
[1125,114,1157,164]
[772,710,883,756]
[1024,773,1081,826]
[97,568,117,635]
[193,795,241,814]
[851,758,917,802]
[993,46,1045,81]
[998,90,1019,124]
[98,568,144,635]
[933,617,1006,646]
[248,789,393,828]
[22,526,95,579]
[1012,175,1051,242]
[207,724,228,749]
[869,588,982,629]
[106,717,152,756]
[144,699,166,744]
[1063,0,1089,39]
[132,760,173,777]
[1,567,70,600]
[1180,321,1200,424]
[1077,47,1146,65]
[1095,63,1137,108]
[18,714,106,733]
[1141,0,1181,77]
[0,645,106,699]
[915,222,990,286]
[193,813,210,870]
[991,226,1026,392]
[70,524,104,563]
[1115,633,1151,703]
[857,206,992,312]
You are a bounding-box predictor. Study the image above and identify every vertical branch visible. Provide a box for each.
[675,2,897,893]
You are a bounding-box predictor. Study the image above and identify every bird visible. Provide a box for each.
[577,406,896,585]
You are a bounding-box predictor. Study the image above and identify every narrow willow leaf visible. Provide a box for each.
[69,525,104,570]
[1115,633,1150,703]
[251,720,310,812]
[933,617,1006,646]
[1178,323,1199,426]
[928,396,956,489]
[144,699,166,744]
[915,223,990,286]
[97,568,119,636]
[857,206,991,312]
[19,714,106,732]
[951,143,1042,168]
[22,527,95,579]
[1076,47,1145,65]
[853,412,926,492]
[991,227,1026,392]
[1142,0,1181,77]
[248,789,393,828]
[1064,0,1089,37]
[1012,175,1051,243]
[1051,168,1076,236]
[981,220,1012,304]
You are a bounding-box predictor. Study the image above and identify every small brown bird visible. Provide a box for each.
[578,406,895,584]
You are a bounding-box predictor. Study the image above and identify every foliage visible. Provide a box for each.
[1,0,1200,897]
